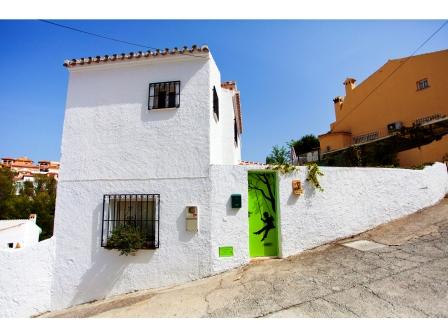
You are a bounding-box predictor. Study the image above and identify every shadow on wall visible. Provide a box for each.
[303,179,317,207]
[287,192,299,206]
[140,105,177,123]
[70,203,155,307]
[176,207,196,243]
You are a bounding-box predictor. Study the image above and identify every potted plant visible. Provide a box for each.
[105,219,144,256]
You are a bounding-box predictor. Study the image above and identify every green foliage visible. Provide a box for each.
[265,163,298,175]
[306,163,324,192]
[323,142,399,168]
[409,162,434,170]
[105,221,144,256]
[266,145,290,165]
[0,168,15,216]
[292,134,320,155]
[286,139,297,150]
[0,167,56,240]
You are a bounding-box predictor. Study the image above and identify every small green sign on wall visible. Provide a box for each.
[219,246,234,257]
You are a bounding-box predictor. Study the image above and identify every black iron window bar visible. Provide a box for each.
[148,81,180,110]
[101,194,160,249]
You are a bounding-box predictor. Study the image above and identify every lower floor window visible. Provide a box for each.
[101,194,160,250]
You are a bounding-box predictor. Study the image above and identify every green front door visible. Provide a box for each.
[248,171,279,257]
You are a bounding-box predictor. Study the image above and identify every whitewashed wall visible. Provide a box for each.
[0,237,55,317]
[51,177,213,310]
[277,162,448,256]
[209,57,241,165]
[0,220,41,250]
[210,163,448,259]
[209,166,249,273]
[60,56,211,182]
[209,57,223,165]
[220,88,241,165]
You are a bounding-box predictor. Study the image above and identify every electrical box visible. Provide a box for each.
[186,206,198,232]
[231,194,242,208]
[219,246,234,257]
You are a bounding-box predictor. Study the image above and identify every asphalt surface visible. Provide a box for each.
[40,197,448,318]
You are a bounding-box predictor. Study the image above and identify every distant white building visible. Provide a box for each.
[0,214,41,249]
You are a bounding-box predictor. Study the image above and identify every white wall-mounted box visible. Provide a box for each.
[186,206,198,232]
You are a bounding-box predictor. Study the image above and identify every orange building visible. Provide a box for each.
[319,49,448,167]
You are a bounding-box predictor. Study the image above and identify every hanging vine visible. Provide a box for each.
[265,163,298,174]
[306,163,324,192]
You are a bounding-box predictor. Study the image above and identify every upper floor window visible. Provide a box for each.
[213,86,219,120]
[234,118,238,146]
[149,81,180,110]
[416,78,429,91]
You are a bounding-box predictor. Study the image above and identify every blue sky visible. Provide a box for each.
[0,20,447,163]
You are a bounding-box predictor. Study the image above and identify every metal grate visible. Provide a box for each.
[353,131,379,145]
[101,194,160,249]
[148,81,180,110]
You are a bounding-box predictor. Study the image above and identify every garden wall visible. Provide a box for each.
[277,162,448,256]
[210,162,448,260]
[0,237,55,317]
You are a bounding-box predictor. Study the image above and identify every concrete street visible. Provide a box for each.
[40,197,448,318]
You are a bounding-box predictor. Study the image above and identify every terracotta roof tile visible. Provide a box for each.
[63,45,210,68]
[239,160,266,166]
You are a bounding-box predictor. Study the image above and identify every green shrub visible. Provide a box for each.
[105,222,144,256]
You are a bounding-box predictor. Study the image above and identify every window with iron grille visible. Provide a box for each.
[234,118,238,145]
[213,86,219,120]
[148,81,180,110]
[416,78,429,91]
[101,194,160,249]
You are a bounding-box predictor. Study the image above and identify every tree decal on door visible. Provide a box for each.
[248,172,279,257]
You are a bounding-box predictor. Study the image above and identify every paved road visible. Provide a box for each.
[41,198,448,318]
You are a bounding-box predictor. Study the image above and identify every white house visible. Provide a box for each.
[52,45,244,309]
[0,214,41,249]
[49,44,448,312]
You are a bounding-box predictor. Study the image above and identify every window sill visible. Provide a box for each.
[149,106,179,111]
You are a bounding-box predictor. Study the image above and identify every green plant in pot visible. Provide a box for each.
[106,218,144,256]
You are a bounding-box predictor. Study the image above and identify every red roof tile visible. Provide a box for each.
[63,45,210,68]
